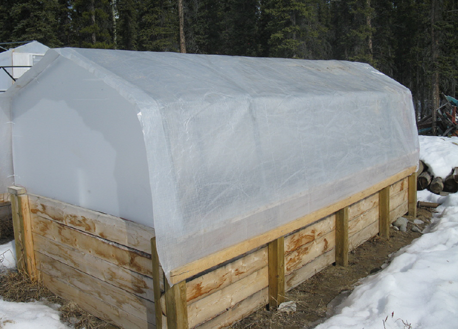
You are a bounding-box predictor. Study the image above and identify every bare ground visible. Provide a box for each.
[230,207,433,329]
[0,207,433,329]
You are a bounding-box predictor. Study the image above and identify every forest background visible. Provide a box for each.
[0,0,457,121]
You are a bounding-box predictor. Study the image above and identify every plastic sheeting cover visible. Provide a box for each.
[27,49,421,282]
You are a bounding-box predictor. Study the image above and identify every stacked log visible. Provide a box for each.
[416,160,458,194]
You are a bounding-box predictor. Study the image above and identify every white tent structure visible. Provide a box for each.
[3,48,419,282]
[0,41,49,196]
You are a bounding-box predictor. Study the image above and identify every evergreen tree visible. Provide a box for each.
[137,0,179,52]
[73,0,114,48]
[9,0,61,47]
[117,0,139,50]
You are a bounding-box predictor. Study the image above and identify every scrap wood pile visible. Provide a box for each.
[417,160,458,194]
[418,95,458,136]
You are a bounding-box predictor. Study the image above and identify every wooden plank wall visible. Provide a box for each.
[186,177,410,328]
[19,176,410,329]
[28,194,158,329]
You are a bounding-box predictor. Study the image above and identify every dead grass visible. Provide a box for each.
[0,270,117,329]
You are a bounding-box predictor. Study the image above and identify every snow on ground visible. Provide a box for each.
[315,136,458,329]
[0,240,16,271]
[0,136,457,329]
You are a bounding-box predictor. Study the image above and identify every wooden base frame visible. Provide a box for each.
[9,167,416,329]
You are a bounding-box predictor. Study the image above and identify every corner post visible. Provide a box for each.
[335,207,349,266]
[164,279,188,329]
[8,186,37,280]
[379,186,391,239]
[151,237,164,328]
[268,236,285,309]
[408,173,417,219]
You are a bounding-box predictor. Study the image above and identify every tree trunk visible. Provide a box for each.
[431,0,440,135]
[178,0,186,53]
[366,0,373,61]
[91,0,96,45]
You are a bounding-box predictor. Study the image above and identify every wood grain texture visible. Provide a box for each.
[42,272,155,329]
[285,231,335,275]
[187,267,268,328]
[29,194,155,253]
[186,247,267,304]
[390,177,408,195]
[165,280,188,329]
[379,187,390,239]
[37,252,155,322]
[170,167,416,284]
[348,206,379,238]
[390,188,408,211]
[194,288,268,329]
[0,192,10,204]
[348,194,378,220]
[9,190,26,274]
[284,215,335,254]
[32,215,153,277]
[349,220,379,251]
[390,201,408,223]
[268,237,285,309]
[408,174,417,218]
[286,250,335,290]
[33,233,156,301]
[335,207,349,267]
[151,238,163,329]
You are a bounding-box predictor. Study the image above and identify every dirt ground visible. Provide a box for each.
[0,207,433,329]
[230,207,434,329]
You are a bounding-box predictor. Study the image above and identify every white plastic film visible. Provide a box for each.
[10,49,419,283]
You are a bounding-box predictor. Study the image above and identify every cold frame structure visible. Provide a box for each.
[3,48,419,282]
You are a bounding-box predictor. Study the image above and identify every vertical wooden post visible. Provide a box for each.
[408,173,417,219]
[379,186,391,239]
[165,279,188,329]
[335,207,349,266]
[8,186,37,280]
[268,236,285,309]
[151,238,163,329]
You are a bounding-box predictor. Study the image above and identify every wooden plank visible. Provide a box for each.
[42,272,153,329]
[32,215,153,277]
[151,238,163,329]
[8,186,37,279]
[165,280,188,329]
[187,247,267,304]
[285,230,335,275]
[194,288,268,329]
[408,174,417,219]
[9,188,26,274]
[268,237,285,309]
[379,187,390,239]
[348,194,378,220]
[0,192,10,204]
[29,194,154,253]
[284,215,335,254]
[36,252,155,323]
[390,201,408,223]
[349,220,379,251]
[187,267,268,328]
[390,188,408,211]
[348,206,379,237]
[335,207,348,267]
[33,233,156,301]
[390,177,407,195]
[286,250,335,290]
[170,166,416,284]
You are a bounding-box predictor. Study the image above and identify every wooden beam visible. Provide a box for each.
[165,279,188,329]
[379,186,390,239]
[8,186,37,280]
[267,237,285,309]
[151,238,163,329]
[408,173,417,219]
[335,207,349,267]
[169,166,416,284]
